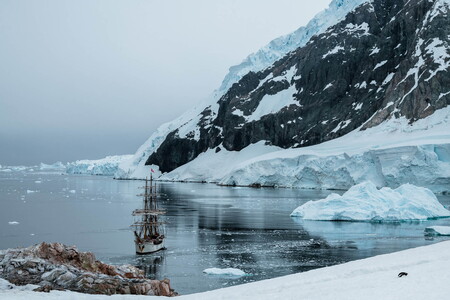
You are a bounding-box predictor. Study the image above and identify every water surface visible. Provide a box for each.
[1,170,449,294]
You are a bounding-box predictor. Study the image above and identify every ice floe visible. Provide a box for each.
[203,268,247,277]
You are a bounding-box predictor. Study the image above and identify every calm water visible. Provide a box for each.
[1,170,450,294]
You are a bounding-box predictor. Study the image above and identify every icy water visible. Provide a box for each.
[1,170,450,295]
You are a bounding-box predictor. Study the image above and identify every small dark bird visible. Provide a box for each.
[398,272,408,277]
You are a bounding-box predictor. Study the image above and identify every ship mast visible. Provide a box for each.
[132,174,165,241]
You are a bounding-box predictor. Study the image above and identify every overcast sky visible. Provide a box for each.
[0,0,330,165]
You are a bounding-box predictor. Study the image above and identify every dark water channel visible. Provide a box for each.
[1,170,449,294]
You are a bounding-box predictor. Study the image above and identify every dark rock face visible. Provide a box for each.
[0,242,176,296]
[147,0,450,173]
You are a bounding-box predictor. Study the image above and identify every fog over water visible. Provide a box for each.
[0,0,330,165]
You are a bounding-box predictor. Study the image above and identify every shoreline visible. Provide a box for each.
[1,241,450,299]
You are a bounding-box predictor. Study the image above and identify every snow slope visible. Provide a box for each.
[66,155,132,176]
[115,0,369,180]
[290,182,450,221]
[2,241,450,299]
[162,106,450,193]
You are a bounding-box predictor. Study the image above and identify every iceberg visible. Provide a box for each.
[290,182,450,222]
[203,268,247,277]
[66,155,132,176]
[424,226,450,236]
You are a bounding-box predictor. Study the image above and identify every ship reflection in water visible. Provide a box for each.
[135,255,165,280]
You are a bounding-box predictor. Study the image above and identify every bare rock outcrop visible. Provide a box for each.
[0,242,176,296]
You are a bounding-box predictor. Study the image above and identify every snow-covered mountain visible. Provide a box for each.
[118,0,450,192]
[115,0,369,179]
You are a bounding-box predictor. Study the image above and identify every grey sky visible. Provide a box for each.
[0,0,330,165]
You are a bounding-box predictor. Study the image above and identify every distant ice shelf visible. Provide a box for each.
[66,155,132,176]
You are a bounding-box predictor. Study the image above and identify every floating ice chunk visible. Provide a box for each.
[26,190,36,194]
[290,182,450,222]
[424,226,450,236]
[203,268,247,277]
[34,180,42,183]
[69,190,76,194]
[8,221,19,225]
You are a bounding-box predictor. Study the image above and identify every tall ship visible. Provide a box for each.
[131,175,166,254]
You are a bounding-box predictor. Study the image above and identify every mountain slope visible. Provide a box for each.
[146,0,450,173]
[115,0,369,179]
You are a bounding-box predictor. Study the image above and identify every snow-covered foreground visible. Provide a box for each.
[2,241,450,299]
[66,155,132,176]
[161,106,450,193]
[290,182,450,221]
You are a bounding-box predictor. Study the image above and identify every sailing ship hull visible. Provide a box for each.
[135,240,165,254]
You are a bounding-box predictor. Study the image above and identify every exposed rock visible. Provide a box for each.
[0,242,177,296]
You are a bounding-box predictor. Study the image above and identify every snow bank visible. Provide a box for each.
[290,182,450,222]
[66,155,132,176]
[203,268,247,277]
[424,226,450,236]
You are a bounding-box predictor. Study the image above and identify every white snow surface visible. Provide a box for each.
[66,155,132,176]
[425,226,450,236]
[165,106,450,193]
[203,268,246,277]
[3,241,450,299]
[115,0,368,180]
[290,182,450,221]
